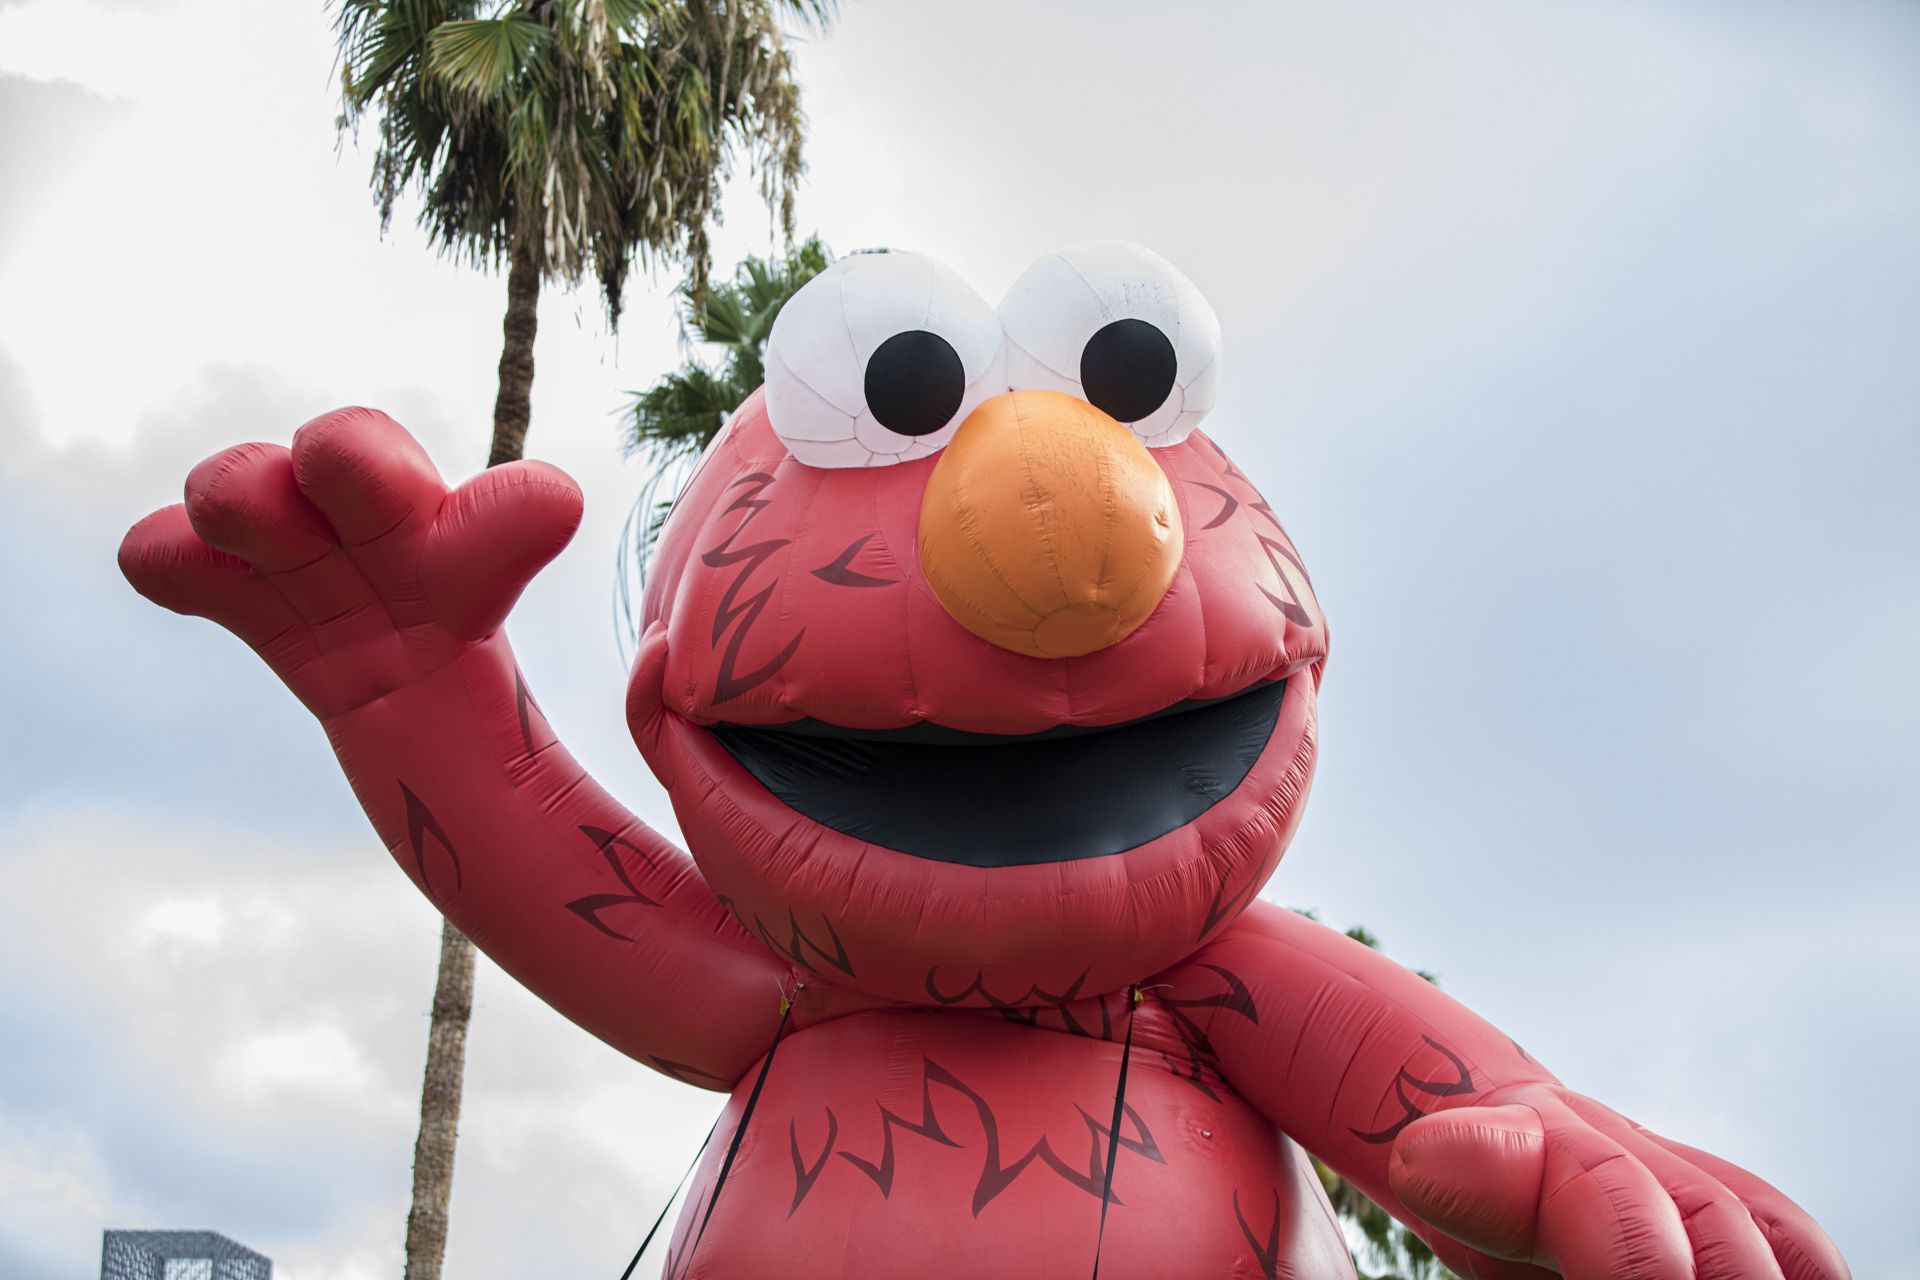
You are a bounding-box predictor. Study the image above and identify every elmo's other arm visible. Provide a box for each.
[1164,902,1849,1280]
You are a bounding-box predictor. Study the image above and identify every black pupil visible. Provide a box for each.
[865,329,966,437]
[1079,318,1177,423]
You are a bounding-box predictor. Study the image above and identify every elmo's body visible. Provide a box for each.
[669,1002,1350,1279]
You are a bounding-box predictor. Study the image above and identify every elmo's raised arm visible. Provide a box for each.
[120,407,787,1088]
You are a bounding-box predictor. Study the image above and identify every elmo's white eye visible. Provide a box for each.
[997,241,1220,447]
[764,251,1006,469]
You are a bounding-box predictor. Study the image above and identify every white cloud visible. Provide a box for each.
[0,1131,111,1255]
[139,896,227,949]
[217,1025,377,1106]
[0,811,721,1279]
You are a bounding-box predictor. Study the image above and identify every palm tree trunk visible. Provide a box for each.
[403,920,477,1280]
[488,234,541,467]
[402,232,541,1280]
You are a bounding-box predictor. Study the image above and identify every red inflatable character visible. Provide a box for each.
[122,244,1847,1279]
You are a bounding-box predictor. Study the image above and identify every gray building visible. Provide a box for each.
[100,1230,271,1280]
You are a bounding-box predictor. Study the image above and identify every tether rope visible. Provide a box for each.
[1089,984,1143,1280]
[618,982,800,1279]
[616,1113,720,1280]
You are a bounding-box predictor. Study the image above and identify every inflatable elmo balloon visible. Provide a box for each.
[121,243,1847,1279]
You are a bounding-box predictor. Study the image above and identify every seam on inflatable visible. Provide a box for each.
[1093,408,1117,618]
[888,482,925,722]
[1166,458,1214,694]
[302,596,374,631]
[1015,394,1073,612]
[833,273,864,414]
[1179,348,1220,405]
[1058,253,1115,328]
[773,464,826,715]
[1765,1222,1815,1278]
[946,443,1046,622]
[248,621,305,657]
[769,345,860,441]
[1677,1197,1714,1227]
[1324,1005,1392,1134]
[915,255,936,333]
[1566,1146,1645,1276]
[262,545,336,577]
[341,504,417,551]
[1005,329,1078,387]
[788,295,866,420]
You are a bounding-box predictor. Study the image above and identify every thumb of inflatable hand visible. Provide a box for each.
[419,461,583,641]
[1389,1105,1547,1266]
[1388,1100,1693,1280]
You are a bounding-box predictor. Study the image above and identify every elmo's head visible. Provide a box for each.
[626,243,1327,1005]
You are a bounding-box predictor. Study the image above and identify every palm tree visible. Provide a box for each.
[614,234,829,654]
[1296,913,1459,1280]
[331,3,831,1275]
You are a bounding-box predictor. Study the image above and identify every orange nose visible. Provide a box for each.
[917,389,1184,658]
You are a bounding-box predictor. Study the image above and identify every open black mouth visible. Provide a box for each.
[707,679,1286,867]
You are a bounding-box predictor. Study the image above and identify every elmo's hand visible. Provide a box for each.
[1389,1082,1849,1280]
[120,407,785,1082]
[119,407,580,719]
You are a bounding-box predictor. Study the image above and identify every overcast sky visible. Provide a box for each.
[2,1,1916,1277]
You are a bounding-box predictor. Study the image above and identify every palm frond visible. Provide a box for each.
[771,0,836,32]
[627,365,743,457]
[689,287,753,347]
[427,14,552,101]
[613,234,829,650]
[334,0,827,321]
[603,0,663,36]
